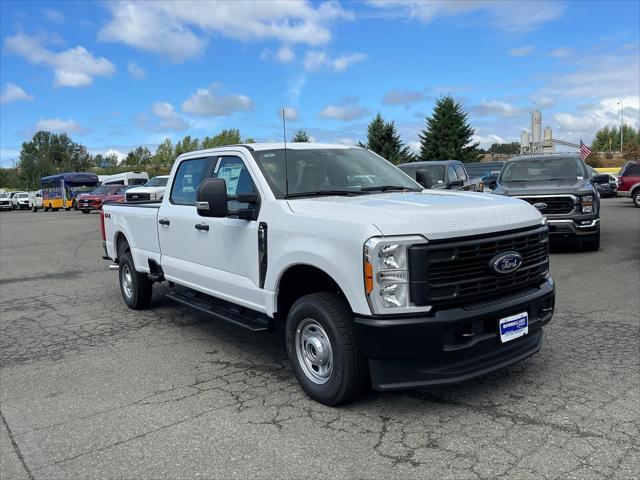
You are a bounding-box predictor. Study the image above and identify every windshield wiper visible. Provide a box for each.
[285,190,364,199]
[359,185,420,192]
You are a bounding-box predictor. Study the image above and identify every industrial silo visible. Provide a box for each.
[531,109,542,145]
[544,126,552,143]
[520,131,530,153]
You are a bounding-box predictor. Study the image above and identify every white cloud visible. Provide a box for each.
[182,83,254,116]
[103,149,126,164]
[531,96,555,108]
[319,98,370,121]
[549,47,571,58]
[34,118,87,134]
[508,45,535,57]
[1,83,34,104]
[383,89,424,106]
[151,101,190,130]
[43,9,65,23]
[127,61,146,79]
[4,32,115,87]
[276,45,295,63]
[303,51,367,72]
[279,107,300,122]
[471,100,524,117]
[287,74,307,103]
[99,1,353,62]
[336,137,356,146]
[472,133,506,148]
[367,0,564,32]
[555,96,639,134]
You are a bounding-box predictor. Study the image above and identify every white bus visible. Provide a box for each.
[100,171,149,186]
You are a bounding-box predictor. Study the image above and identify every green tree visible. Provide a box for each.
[291,129,311,143]
[125,146,152,166]
[174,135,200,157]
[152,139,174,172]
[104,153,120,168]
[362,113,414,164]
[17,131,93,189]
[488,142,520,154]
[418,96,481,162]
[591,124,638,152]
[201,129,242,149]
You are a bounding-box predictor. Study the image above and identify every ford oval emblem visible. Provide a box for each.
[533,202,547,211]
[490,251,522,275]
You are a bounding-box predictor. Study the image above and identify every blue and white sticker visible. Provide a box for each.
[499,312,529,343]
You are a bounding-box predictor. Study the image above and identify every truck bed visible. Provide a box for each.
[103,202,162,273]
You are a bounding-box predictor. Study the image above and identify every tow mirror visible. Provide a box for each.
[196,178,228,217]
[489,180,498,190]
[448,179,464,188]
[415,169,434,189]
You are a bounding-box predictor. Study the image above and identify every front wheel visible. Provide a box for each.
[633,190,640,208]
[81,210,90,214]
[286,293,368,405]
[118,251,153,309]
[580,230,600,252]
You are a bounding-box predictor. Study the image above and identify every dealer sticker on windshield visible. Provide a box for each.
[499,312,528,343]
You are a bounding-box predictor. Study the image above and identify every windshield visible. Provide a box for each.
[500,157,587,182]
[253,148,421,198]
[144,177,168,187]
[89,185,121,195]
[70,184,97,194]
[18,193,28,198]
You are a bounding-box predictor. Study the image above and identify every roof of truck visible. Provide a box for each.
[179,143,358,158]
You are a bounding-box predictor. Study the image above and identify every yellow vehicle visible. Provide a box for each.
[41,172,99,211]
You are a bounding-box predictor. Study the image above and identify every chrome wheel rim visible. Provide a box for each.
[295,319,333,384]
[121,264,134,299]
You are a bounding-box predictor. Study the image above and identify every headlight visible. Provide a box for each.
[363,235,429,314]
[580,195,594,213]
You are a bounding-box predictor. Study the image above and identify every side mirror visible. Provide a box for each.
[448,179,464,188]
[415,170,434,189]
[489,180,498,190]
[196,178,228,217]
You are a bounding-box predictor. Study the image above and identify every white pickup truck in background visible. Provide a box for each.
[101,143,555,405]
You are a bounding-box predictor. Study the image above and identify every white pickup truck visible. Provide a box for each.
[102,143,555,405]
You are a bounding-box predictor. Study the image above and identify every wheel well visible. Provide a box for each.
[276,265,346,320]
[115,232,130,259]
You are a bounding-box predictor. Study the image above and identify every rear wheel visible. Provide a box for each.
[286,292,368,405]
[633,189,640,208]
[118,251,153,310]
[82,210,90,214]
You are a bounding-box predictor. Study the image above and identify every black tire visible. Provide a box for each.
[82,210,90,214]
[32,207,38,212]
[582,230,600,252]
[286,292,368,405]
[118,251,153,310]
[633,189,640,208]
[65,207,71,211]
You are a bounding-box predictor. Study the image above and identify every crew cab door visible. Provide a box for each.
[158,153,265,312]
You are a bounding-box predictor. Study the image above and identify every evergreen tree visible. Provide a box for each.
[291,129,311,142]
[363,113,414,164]
[591,124,638,152]
[418,96,481,162]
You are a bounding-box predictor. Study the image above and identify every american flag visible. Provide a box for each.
[579,140,592,161]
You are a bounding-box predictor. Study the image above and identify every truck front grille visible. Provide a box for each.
[126,192,151,202]
[516,196,575,215]
[408,226,549,310]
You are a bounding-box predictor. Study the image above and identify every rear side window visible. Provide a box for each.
[447,165,459,181]
[170,157,212,205]
[453,164,467,181]
[622,163,640,176]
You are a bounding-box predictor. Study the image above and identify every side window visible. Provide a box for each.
[447,165,458,181]
[625,164,640,176]
[213,156,257,213]
[170,157,212,205]
[454,164,467,181]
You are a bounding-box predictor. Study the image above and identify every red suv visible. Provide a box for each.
[618,161,640,207]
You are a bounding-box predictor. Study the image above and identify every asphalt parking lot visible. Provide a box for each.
[1,198,638,480]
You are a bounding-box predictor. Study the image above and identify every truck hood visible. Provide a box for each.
[126,186,165,194]
[494,178,594,197]
[287,190,543,240]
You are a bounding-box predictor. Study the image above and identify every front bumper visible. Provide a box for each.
[547,216,599,237]
[78,202,101,210]
[354,278,555,390]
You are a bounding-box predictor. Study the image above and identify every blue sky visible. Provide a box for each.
[1,0,638,166]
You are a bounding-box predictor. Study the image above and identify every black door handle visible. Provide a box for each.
[159,218,170,226]
[195,223,209,231]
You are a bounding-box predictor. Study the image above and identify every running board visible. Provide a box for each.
[166,290,272,332]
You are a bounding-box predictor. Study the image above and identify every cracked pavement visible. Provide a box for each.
[1,198,638,479]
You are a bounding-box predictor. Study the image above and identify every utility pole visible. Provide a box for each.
[617,100,624,152]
